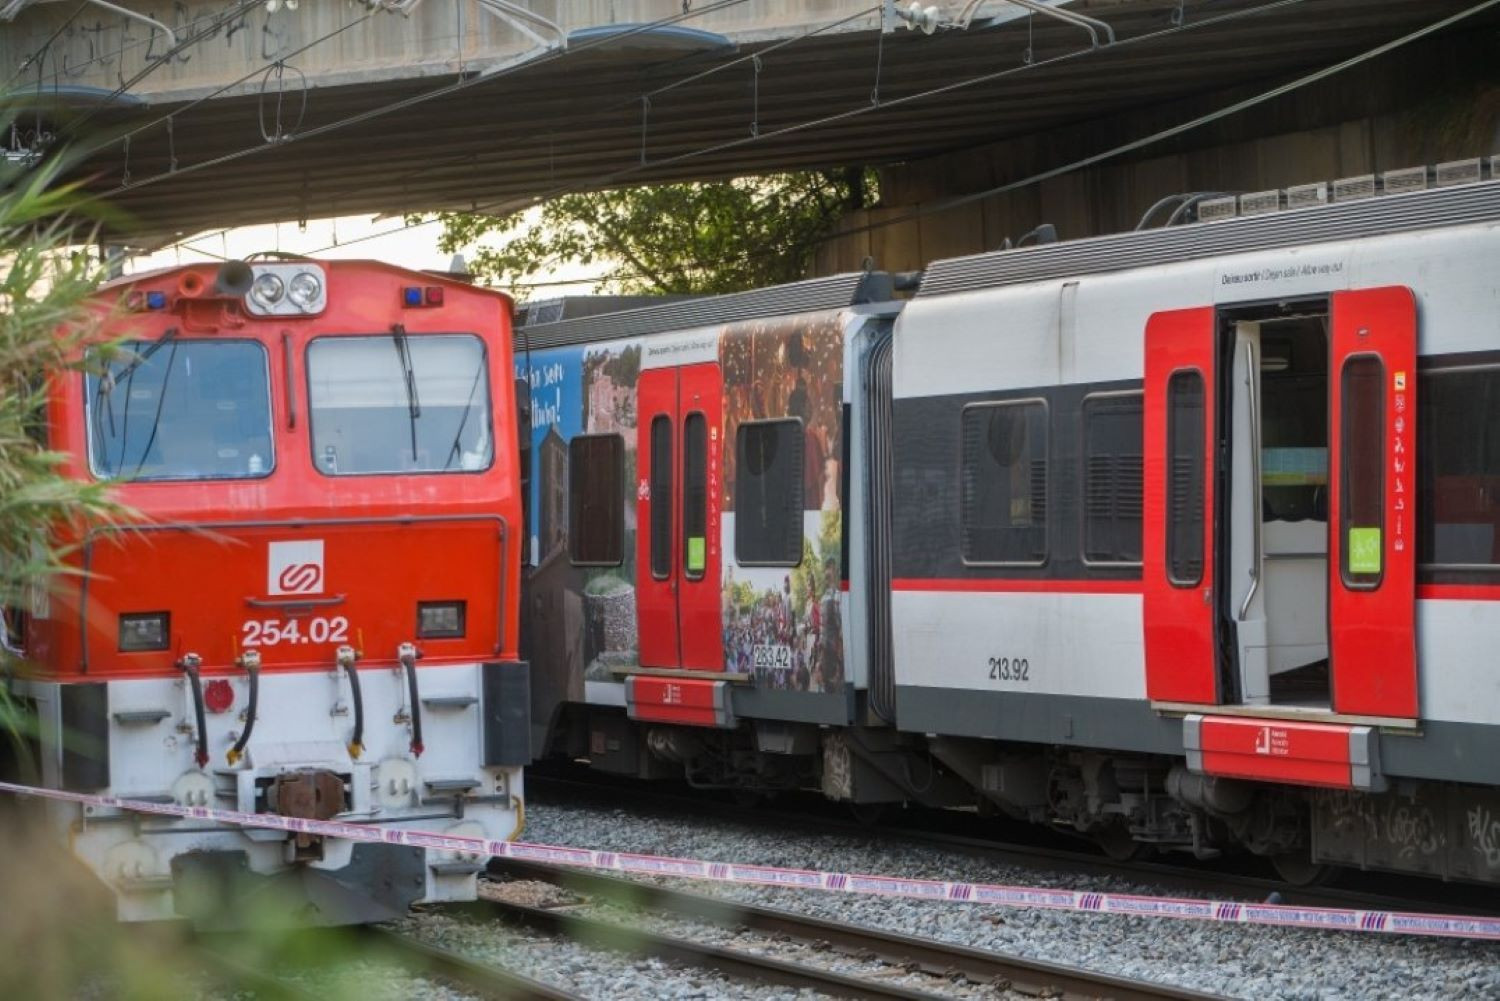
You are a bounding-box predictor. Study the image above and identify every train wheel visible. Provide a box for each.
[848,802,887,827]
[1095,820,1148,861]
[1271,851,1333,887]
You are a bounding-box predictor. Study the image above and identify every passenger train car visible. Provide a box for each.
[4,259,529,924]
[519,163,1500,887]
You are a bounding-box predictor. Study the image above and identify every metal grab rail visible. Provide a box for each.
[1238,340,1263,622]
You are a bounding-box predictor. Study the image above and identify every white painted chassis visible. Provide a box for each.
[21,662,522,922]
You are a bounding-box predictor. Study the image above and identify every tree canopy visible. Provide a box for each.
[420,168,876,297]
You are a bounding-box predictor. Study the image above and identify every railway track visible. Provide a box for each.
[526,770,1500,919]
[192,927,581,1001]
[190,940,328,1001]
[473,858,1220,1001]
[363,926,583,1000]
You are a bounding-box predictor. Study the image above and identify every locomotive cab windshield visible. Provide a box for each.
[307,332,493,475]
[87,338,275,481]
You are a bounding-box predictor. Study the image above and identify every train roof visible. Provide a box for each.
[516,294,700,327]
[917,172,1500,299]
[513,270,893,350]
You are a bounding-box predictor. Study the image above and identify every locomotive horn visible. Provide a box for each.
[214,259,255,296]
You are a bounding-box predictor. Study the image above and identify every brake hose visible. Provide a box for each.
[338,645,364,759]
[177,653,208,768]
[226,650,260,766]
[398,642,424,757]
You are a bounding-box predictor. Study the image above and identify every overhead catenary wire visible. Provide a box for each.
[142,0,1491,285]
[87,0,755,206]
[291,0,1317,263]
[47,0,267,141]
[69,8,378,167]
[445,0,1500,292]
[2,0,90,92]
[382,4,883,193]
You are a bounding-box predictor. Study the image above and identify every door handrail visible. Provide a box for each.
[1238,340,1263,622]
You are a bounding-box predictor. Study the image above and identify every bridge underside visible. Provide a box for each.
[11,0,1493,243]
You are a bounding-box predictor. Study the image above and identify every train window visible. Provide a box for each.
[649,416,673,579]
[683,413,708,579]
[307,333,492,476]
[1340,355,1385,588]
[961,400,1048,566]
[735,419,804,566]
[1419,366,1500,569]
[1082,392,1144,565]
[567,434,624,567]
[86,339,274,481]
[1344,355,1386,588]
[1166,371,1205,586]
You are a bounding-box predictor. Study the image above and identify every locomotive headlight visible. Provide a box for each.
[417,601,466,639]
[118,611,170,652]
[250,272,285,306]
[287,270,323,309]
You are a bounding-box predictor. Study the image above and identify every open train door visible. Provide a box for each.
[1327,287,1417,718]
[1143,307,1220,705]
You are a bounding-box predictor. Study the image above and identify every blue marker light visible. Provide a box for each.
[403,287,423,307]
[145,290,168,310]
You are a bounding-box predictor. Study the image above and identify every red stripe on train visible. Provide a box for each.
[1417,583,1500,601]
[891,578,1142,595]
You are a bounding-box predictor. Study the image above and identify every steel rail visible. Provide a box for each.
[447,893,954,1000]
[524,771,1500,919]
[362,926,583,1001]
[190,941,326,1001]
[486,858,1220,1001]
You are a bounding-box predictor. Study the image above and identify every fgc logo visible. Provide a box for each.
[268,540,325,596]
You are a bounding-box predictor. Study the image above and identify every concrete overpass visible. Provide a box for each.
[3,0,1494,243]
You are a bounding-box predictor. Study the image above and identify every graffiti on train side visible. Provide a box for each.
[1470,806,1500,868]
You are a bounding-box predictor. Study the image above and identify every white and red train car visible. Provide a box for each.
[4,259,529,924]
[514,275,896,774]
[520,165,1500,886]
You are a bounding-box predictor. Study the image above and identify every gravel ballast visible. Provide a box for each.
[510,796,1500,1000]
[393,909,840,1000]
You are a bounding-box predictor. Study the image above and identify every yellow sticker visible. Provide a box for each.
[1348,527,1382,575]
[1394,371,1406,391]
[687,536,706,573]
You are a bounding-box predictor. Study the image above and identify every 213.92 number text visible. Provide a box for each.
[987,655,1030,683]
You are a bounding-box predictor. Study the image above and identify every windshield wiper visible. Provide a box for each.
[99,329,180,400]
[391,324,422,465]
[443,360,487,471]
[92,329,179,474]
[128,338,180,479]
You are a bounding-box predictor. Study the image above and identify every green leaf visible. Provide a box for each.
[433,170,878,298]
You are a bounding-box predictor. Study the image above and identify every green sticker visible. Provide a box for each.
[1348,527,1382,575]
[687,536,706,573]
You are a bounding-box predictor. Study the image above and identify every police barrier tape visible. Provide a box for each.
[4,779,1499,941]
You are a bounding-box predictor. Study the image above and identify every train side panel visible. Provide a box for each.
[891,218,1500,881]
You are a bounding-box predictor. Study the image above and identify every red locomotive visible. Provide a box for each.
[5,258,528,925]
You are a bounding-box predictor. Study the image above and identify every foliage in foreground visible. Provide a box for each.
[0,132,123,621]
[417,168,878,296]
